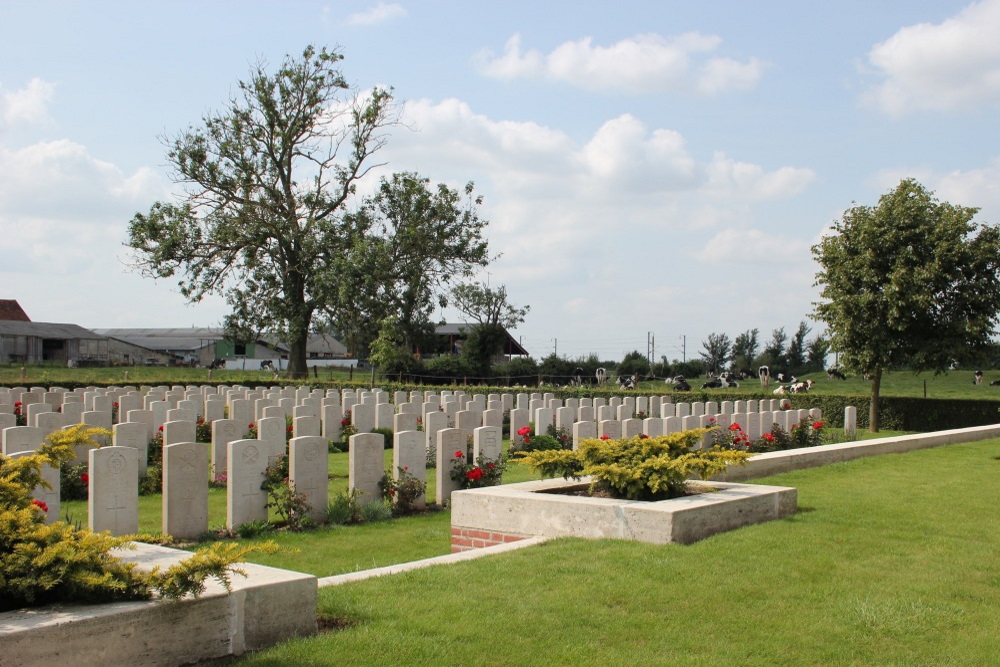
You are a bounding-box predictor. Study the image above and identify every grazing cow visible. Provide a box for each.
[673,378,691,392]
[827,367,847,380]
[208,358,226,370]
[260,359,275,372]
[617,374,636,390]
[571,367,585,386]
[975,370,984,385]
[758,366,770,389]
[596,368,608,386]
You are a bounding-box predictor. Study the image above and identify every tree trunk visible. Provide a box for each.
[869,367,882,432]
[287,333,309,379]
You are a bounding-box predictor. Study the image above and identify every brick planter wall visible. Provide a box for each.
[451,526,528,552]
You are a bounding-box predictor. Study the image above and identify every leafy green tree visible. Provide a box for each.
[617,350,651,378]
[367,317,416,377]
[813,178,1000,430]
[786,321,810,374]
[450,282,530,374]
[125,46,395,378]
[699,333,731,373]
[335,173,490,357]
[730,328,759,372]
[757,327,787,370]
[806,335,830,372]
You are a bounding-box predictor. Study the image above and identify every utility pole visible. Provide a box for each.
[553,338,557,356]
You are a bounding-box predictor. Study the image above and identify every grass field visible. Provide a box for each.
[227,438,1000,666]
[4,363,1000,400]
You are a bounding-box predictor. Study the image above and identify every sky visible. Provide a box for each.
[2,1,1000,362]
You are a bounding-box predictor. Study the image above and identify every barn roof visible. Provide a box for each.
[0,320,104,339]
[0,300,31,322]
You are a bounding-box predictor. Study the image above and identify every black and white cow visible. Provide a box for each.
[758,366,770,389]
[975,370,984,385]
[827,367,847,380]
[260,359,275,372]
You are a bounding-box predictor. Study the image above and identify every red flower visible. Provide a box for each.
[341,418,350,426]
[487,462,495,469]
[466,467,484,480]
[763,433,775,442]
[248,423,255,429]
[708,417,716,422]
[639,434,649,439]
[729,423,742,431]
[517,426,532,436]
[14,401,21,406]
[31,499,48,513]
[113,402,119,408]
[600,434,611,440]
[812,421,824,430]
[80,473,89,485]
[403,466,409,471]
[389,489,395,496]
[286,425,293,433]
[454,450,464,458]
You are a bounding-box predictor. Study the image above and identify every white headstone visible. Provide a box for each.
[289,435,329,523]
[349,432,384,506]
[227,439,269,529]
[162,442,209,539]
[88,446,138,536]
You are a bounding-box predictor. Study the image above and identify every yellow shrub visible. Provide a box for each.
[516,429,751,501]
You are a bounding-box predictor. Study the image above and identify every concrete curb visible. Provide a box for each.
[318,536,550,587]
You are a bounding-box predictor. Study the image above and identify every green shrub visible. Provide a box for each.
[515,431,751,501]
[379,466,427,516]
[327,490,362,525]
[359,499,394,523]
[59,461,89,501]
[235,519,274,539]
[372,427,394,449]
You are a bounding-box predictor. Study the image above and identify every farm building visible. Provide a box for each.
[0,300,108,364]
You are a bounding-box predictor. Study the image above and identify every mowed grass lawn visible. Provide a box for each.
[230,439,1000,666]
[60,444,544,575]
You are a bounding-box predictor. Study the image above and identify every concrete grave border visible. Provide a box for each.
[0,542,317,665]
[451,477,797,550]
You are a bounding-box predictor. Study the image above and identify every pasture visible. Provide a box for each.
[3,363,999,401]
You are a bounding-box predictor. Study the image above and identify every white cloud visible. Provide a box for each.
[863,0,1000,116]
[1,78,55,127]
[705,152,816,200]
[476,32,763,95]
[346,2,407,26]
